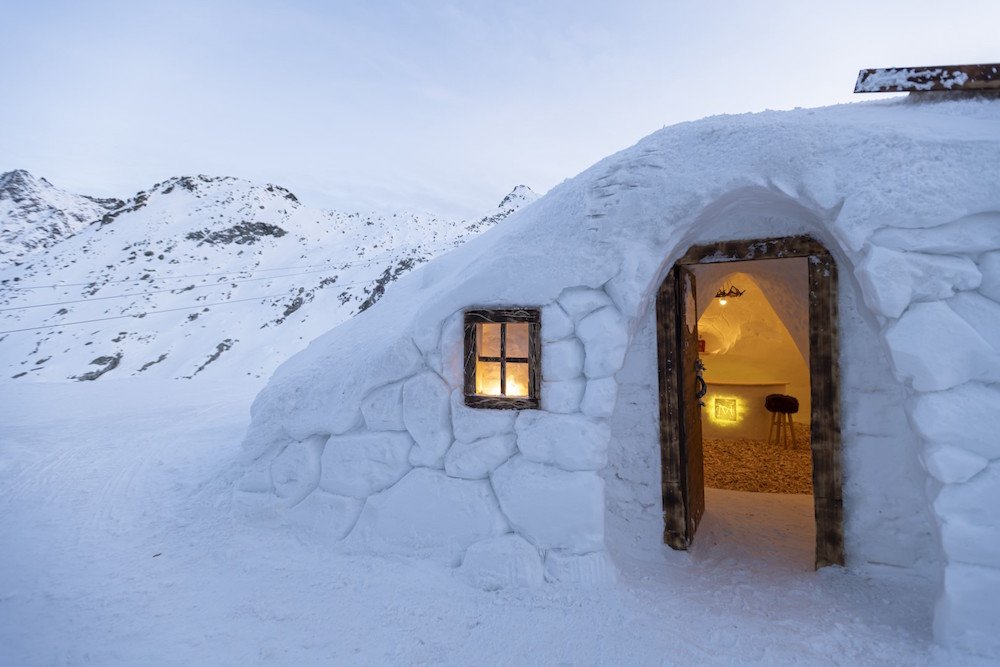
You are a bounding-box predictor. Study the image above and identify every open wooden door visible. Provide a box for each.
[661,236,844,568]
[657,265,705,549]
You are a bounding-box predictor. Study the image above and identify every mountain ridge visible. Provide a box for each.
[0,170,539,382]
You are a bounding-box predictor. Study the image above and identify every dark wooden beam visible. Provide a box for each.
[854,64,1000,93]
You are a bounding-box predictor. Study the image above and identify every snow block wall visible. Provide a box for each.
[238,285,623,589]
[238,98,1000,656]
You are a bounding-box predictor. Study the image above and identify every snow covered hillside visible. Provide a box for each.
[0,173,538,382]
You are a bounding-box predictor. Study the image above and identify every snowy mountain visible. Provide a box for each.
[0,172,538,382]
[0,169,123,261]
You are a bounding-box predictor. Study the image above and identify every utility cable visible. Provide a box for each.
[1,240,455,292]
[0,253,426,314]
[0,293,289,335]
[0,267,341,312]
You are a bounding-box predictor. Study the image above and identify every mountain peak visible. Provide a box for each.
[0,169,51,194]
[497,185,539,211]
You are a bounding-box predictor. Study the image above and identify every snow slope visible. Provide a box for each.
[0,173,537,382]
[0,379,937,665]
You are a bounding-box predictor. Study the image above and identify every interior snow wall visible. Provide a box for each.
[692,263,812,437]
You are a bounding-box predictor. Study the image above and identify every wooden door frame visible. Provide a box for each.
[656,235,845,568]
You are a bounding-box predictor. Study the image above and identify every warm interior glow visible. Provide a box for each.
[506,362,529,397]
[477,323,501,357]
[506,323,529,357]
[475,360,502,395]
[473,322,531,398]
[719,298,727,306]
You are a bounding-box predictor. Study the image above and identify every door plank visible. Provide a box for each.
[679,266,705,542]
[657,272,687,549]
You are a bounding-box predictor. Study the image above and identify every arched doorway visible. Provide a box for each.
[656,235,844,568]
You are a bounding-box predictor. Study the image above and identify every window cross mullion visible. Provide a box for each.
[500,322,507,395]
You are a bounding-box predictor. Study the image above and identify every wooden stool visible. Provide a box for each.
[765,394,799,448]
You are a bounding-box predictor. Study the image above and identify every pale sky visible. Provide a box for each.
[2,1,997,217]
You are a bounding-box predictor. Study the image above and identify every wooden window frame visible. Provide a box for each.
[464,308,541,410]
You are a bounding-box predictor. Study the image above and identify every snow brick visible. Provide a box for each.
[871,212,1000,255]
[557,286,613,320]
[910,382,1000,460]
[450,389,517,443]
[444,434,516,480]
[979,250,1000,303]
[541,302,574,342]
[922,444,989,485]
[459,534,544,590]
[543,550,617,585]
[576,306,629,379]
[270,434,327,505]
[856,245,981,319]
[934,461,1000,528]
[541,379,586,414]
[284,490,364,540]
[935,562,1000,657]
[403,372,453,467]
[947,292,1000,354]
[542,338,585,381]
[237,449,278,494]
[491,456,604,553]
[941,520,1000,569]
[352,468,508,565]
[360,382,406,431]
[515,412,609,471]
[884,302,1000,391]
[580,377,618,418]
[319,431,412,498]
[438,310,466,388]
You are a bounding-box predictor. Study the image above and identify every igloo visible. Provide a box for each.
[238,89,1000,656]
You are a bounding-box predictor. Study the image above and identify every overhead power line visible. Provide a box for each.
[0,267,340,312]
[0,259,423,316]
[0,293,289,335]
[1,240,458,292]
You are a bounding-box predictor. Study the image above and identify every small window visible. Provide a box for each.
[464,308,541,409]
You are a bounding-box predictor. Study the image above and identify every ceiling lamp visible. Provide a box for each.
[714,283,745,306]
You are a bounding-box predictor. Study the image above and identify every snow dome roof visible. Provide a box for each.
[243,96,1000,451]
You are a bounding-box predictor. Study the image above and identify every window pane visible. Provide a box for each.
[506,362,530,397]
[475,360,503,395]
[506,322,530,358]
[477,323,501,358]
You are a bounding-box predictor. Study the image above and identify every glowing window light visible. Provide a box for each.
[464,309,540,409]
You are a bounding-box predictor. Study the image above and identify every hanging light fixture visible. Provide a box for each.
[714,282,745,306]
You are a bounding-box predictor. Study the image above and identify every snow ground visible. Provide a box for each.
[1,380,942,665]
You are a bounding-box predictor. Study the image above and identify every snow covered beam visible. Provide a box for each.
[854,64,1000,93]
